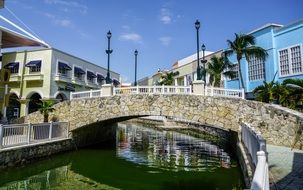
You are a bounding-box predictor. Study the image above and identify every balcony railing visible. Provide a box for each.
[0,122,69,149]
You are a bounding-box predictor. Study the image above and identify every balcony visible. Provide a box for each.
[54,74,72,83]
[86,81,98,88]
[9,74,21,82]
[23,73,44,81]
[72,77,85,86]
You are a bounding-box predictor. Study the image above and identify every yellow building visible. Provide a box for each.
[138,50,223,87]
[1,48,120,122]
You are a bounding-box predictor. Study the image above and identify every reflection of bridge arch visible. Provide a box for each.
[25,94,303,147]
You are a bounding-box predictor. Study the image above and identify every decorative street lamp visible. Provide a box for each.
[201,44,207,84]
[105,30,113,84]
[195,19,201,80]
[134,49,138,86]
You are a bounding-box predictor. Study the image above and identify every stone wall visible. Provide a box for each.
[0,139,74,169]
[24,94,303,148]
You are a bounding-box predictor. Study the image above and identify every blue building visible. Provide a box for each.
[224,19,303,98]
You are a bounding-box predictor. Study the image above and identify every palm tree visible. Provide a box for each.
[224,33,268,92]
[206,56,237,87]
[253,80,276,103]
[159,72,175,85]
[38,101,55,122]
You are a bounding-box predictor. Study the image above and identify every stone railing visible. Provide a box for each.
[114,85,192,95]
[241,123,269,190]
[0,122,69,149]
[70,89,102,99]
[69,80,245,100]
[205,86,245,99]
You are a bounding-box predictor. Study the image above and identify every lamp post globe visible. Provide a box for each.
[134,49,138,86]
[105,30,113,84]
[195,19,201,80]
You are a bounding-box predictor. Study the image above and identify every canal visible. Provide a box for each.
[0,121,244,190]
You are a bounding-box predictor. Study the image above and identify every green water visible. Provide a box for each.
[0,122,244,190]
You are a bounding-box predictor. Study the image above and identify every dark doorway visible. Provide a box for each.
[28,93,42,114]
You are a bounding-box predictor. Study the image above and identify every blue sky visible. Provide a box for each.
[1,0,303,82]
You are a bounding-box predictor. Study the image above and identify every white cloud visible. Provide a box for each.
[44,0,88,14]
[55,19,73,27]
[159,37,172,46]
[121,25,131,30]
[44,13,73,28]
[160,8,172,24]
[119,33,142,43]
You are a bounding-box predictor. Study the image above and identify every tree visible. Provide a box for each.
[224,33,268,93]
[38,101,55,122]
[206,56,237,87]
[159,72,176,85]
[253,80,276,103]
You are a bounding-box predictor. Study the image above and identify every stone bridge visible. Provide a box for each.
[25,94,303,147]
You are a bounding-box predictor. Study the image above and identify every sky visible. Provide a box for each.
[1,0,303,83]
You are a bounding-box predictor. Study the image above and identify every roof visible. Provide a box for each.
[247,23,283,35]
[0,26,49,48]
[177,50,213,67]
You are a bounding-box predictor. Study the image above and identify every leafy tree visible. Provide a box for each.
[38,101,55,122]
[224,33,268,93]
[206,56,237,87]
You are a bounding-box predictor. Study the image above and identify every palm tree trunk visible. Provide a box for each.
[237,58,245,93]
[44,113,49,123]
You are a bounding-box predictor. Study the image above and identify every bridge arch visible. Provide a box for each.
[24,94,303,147]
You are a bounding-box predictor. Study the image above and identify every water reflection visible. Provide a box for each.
[0,122,243,190]
[117,123,231,172]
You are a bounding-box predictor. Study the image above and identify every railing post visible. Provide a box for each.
[241,88,245,99]
[0,125,3,149]
[49,122,53,140]
[27,123,31,144]
[210,86,214,96]
[162,85,164,94]
[70,92,73,100]
[189,85,192,94]
[136,85,139,94]
[90,89,93,98]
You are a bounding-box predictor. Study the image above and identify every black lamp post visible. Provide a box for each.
[201,44,207,84]
[105,30,113,84]
[134,49,138,86]
[195,19,201,80]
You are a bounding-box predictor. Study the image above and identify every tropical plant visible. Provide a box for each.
[38,101,55,122]
[224,33,268,93]
[206,56,237,87]
[253,80,276,103]
[159,72,176,85]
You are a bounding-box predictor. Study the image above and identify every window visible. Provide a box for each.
[291,46,302,73]
[227,63,239,80]
[58,62,72,77]
[74,67,85,81]
[26,60,42,73]
[4,62,19,74]
[279,45,302,76]
[248,56,265,81]
[87,71,96,83]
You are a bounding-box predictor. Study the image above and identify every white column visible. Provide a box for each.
[174,78,178,86]
[183,75,187,86]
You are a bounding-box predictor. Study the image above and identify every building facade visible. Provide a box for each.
[138,50,223,87]
[225,20,303,97]
[0,48,120,121]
